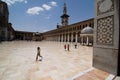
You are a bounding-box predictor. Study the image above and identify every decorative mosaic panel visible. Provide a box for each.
[97,0,114,15]
[97,16,114,45]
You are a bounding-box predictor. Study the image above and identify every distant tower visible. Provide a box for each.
[61,3,69,26]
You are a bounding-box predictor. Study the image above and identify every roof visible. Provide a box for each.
[81,26,93,34]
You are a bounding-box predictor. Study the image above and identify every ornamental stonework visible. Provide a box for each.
[97,0,114,15]
[97,16,114,45]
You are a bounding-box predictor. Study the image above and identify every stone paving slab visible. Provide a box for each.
[0,41,93,80]
[74,68,110,80]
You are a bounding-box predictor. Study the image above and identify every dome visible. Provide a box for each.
[81,26,93,34]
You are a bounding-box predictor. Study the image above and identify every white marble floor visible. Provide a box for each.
[0,41,93,80]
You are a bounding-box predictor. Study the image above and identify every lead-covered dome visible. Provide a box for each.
[81,26,93,34]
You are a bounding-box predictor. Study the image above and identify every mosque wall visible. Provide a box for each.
[93,0,119,75]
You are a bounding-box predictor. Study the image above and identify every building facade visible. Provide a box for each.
[15,31,34,40]
[7,23,14,40]
[32,32,43,41]
[0,0,39,41]
[43,18,94,43]
[0,1,94,45]
[0,0,9,41]
[43,3,94,45]
[15,31,43,41]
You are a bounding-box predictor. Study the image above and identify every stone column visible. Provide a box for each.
[23,35,25,40]
[54,36,55,41]
[61,34,63,42]
[51,36,52,41]
[53,36,54,41]
[71,33,73,42]
[55,36,57,41]
[75,32,78,43]
[59,35,61,42]
[86,36,89,45]
[64,34,66,42]
[82,36,83,45]
[67,33,69,42]
[57,36,59,41]
[56,36,57,41]
[63,34,64,42]
[58,35,61,42]
[57,36,58,41]
[55,36,56,41]
[93,0,119,75]
[57,35,58,41]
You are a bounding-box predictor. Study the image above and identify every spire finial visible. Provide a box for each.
[63,1,67,14]
[64,2,66,7]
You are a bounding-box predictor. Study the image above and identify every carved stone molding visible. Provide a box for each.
[97,0,114,15]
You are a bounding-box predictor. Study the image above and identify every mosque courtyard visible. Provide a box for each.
[0,41,111,80]
[0,41,93,80]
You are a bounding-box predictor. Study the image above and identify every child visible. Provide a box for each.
[36,47,42,61]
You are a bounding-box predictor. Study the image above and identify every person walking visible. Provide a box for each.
[36,47,42,61]
[75,44,77,49]
[64,44,66,51]
[67,44,70,51]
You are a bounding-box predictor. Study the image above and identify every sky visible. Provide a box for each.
[2,0,94,32]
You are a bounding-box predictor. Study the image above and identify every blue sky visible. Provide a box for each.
[2,0,94,32]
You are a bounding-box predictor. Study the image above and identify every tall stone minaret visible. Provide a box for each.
[61,3,69,26]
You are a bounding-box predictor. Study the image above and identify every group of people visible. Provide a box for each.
[36,43,77,61]
[64,43,78,51]
[64,44,70,51]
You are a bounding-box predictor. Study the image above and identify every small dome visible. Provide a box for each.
[81,26,93,34]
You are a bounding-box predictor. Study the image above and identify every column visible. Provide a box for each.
[67,34,69,42]
[63,34,65,42]
[75,32,78,43]
[23,34,25,40]
[55,35,57,41]
[81,36,83,45]
[71,33,73,42]
[59,35,61,42]
[58,35,60,42]
[86,36,89,45]
[64,34,66,42]
[61,34,63,42]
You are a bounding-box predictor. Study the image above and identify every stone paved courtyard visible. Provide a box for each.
[0,41,93,80]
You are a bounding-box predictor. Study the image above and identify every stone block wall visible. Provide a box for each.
[93,0,119,75]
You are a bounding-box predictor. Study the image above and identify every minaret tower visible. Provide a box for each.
[61,3,69,26]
